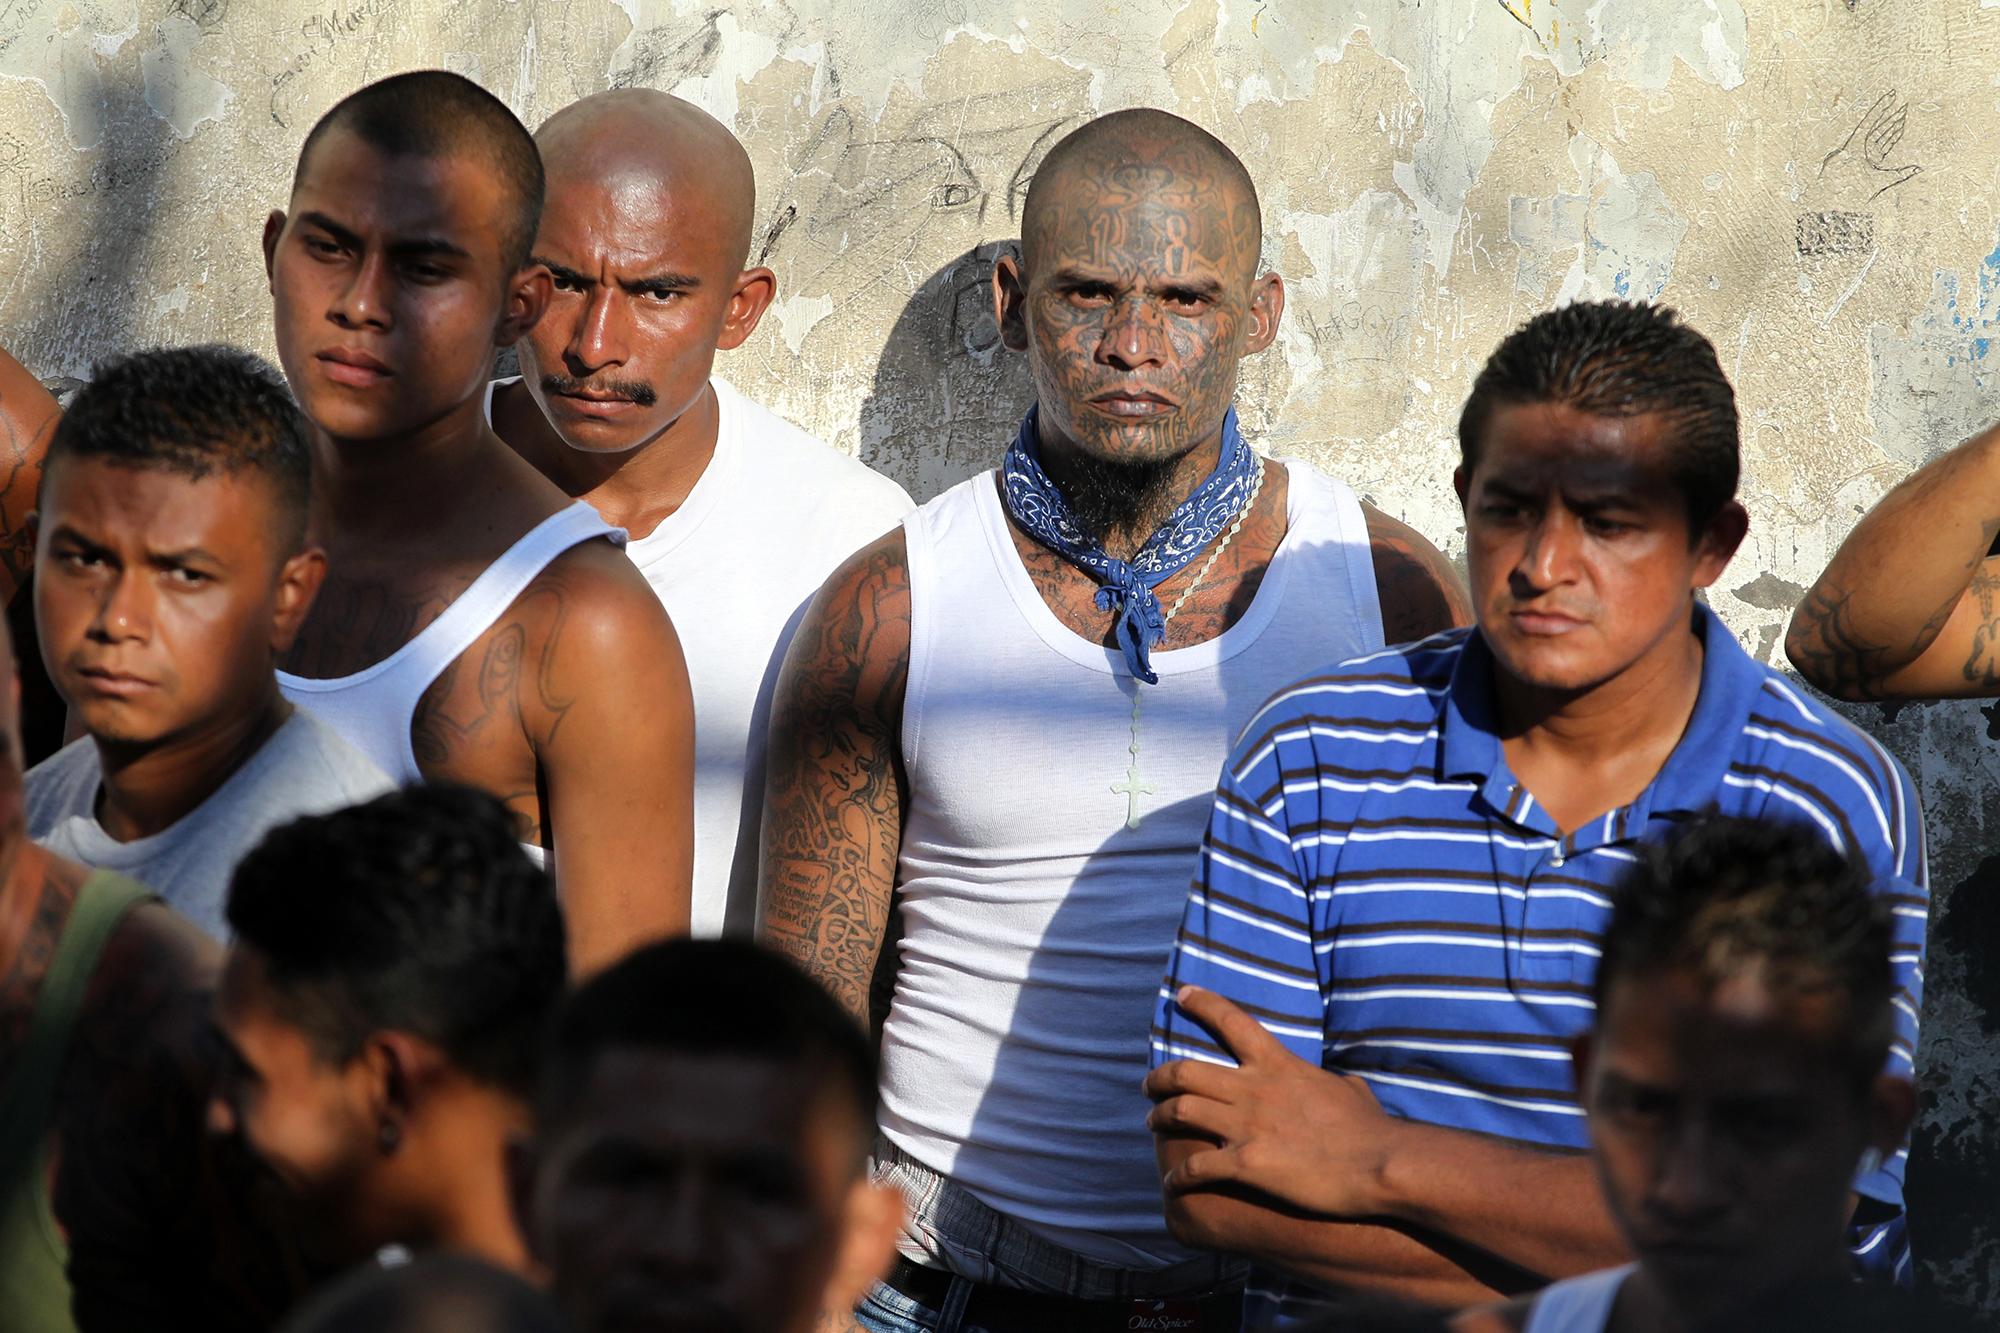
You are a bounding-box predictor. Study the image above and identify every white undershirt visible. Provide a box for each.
[488,377,913,935]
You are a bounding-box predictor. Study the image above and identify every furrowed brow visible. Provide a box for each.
[626,272,701,297]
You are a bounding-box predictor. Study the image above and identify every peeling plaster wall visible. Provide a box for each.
[2,0,1997,1300]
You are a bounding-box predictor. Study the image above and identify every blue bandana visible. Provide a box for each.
[1001,405,1258,684]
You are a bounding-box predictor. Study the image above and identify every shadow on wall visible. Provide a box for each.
[858,242,1036,505]
[15,60,178,766]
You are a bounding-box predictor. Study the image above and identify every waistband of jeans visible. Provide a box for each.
[873,1137,1245,1300]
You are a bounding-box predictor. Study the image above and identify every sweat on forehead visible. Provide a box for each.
[1020,108,1262,275]
[534,89,757,273]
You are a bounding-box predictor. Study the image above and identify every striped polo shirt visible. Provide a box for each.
[1149,605,1929,1326]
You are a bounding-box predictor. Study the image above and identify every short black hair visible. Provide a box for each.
[538,939,877,1156]
[294,70,544,272]
[1458,301,1740,533]
[44,345,312,553]
[277,1254,566,1333]
[1596,816,1898,1083]
[226,783,566,1098]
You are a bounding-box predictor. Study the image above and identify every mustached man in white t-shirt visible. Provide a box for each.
[489,90,913,937]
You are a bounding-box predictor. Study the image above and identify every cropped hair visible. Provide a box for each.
[294,70,544,272]
[1458,301,1740,533]
[1596,815,1896,1083]
[226,783,566,1098]
[45,345,312,552]
[538,938,877,1157]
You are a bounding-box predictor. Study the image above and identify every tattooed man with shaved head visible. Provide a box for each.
[490,89,911,937]
[758,108,1469,1333]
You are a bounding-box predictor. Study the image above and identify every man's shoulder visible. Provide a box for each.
[1243,629,1470,737]
[718,378,914,511]
[1737,662,1918,800]
[24,735,100,833]
[271,707,397,802]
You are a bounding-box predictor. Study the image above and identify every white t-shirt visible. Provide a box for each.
[489,376,913,935]
[26,707,394,939]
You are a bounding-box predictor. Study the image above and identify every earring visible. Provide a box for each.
[378,1120,402,1155]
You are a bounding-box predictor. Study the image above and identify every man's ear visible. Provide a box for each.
[717,267,779,352]
[1453,465,1470,508]
[993,249,1030,354]
[269,544,327,654]
[1242,272,1285,356]
[359,1031,450,1138]
[1867,1075,1917,1158]
[496,263,553,349]
[1691,499,1749,588]
[504,1134,547,1274]
[821,1178,905,1324]
[263,211,287,286]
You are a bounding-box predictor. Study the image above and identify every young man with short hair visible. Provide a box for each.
[266,71,695,974]
[1146,302,1927,1321]
[27,345,389,937]
[510,937,905,1333]
[1457,817,1974,1333]
[491,89,912,935]
[209,783,568,1275]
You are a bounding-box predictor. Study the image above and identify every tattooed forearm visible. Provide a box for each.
[758,535,911,1026]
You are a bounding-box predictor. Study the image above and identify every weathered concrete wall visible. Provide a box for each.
[2,0,1995,1300]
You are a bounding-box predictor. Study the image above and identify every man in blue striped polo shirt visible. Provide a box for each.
[1143,301,1928,1325]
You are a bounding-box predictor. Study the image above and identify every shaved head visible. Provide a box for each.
[1021,108,1261,281]
[535,89,757,272]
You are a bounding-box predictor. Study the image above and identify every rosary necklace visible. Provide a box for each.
[1112,456,1267,830]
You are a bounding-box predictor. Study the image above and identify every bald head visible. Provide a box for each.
[1021,108,1261,280]
[535,89,756,271]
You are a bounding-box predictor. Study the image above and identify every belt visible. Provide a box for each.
[885,1257,1242,1333]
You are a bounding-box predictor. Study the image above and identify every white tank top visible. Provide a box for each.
[879,459,1383,1268]
[1523,1265,1635,1333]
[277,502,624,785]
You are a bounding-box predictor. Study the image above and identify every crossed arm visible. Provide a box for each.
[1786,423,2000,700]
[1145,989,1624,1308]
[755,531,912,1026]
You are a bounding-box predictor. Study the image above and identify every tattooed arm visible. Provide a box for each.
[756,531,911,1026]
[519,541,696,976]
[0,346,59,606]
[58,903,310,1333]
[1363,505,1473,644]
[1787,424,2000,700]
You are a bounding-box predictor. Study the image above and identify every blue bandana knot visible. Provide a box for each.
[1000,405,1257,684]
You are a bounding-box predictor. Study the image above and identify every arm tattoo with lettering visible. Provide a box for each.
[758,537,911,1024]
